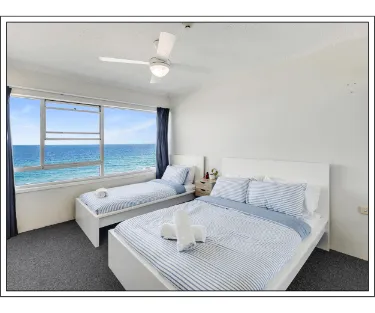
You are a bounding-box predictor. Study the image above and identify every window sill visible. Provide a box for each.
[15,168,156,194]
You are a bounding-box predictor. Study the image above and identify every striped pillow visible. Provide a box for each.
[175,165,196,185]
[246,181,307,217]
[161,165,189,185]
[211,177,250,202]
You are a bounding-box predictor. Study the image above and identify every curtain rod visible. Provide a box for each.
[9,85,158,110]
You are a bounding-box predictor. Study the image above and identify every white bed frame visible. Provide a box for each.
[108,158,330,291]
[76,155,204,247]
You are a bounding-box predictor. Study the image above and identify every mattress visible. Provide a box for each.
[114,196,313,290]
[79,179,190,215]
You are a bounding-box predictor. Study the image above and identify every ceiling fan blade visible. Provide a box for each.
[99,57,149,65]
[172,63,210,74]
[150,75,162,84]
[156,32,176,60]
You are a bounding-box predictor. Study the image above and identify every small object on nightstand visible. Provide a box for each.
[205,172,209,179]
[210,168,219,180]
[195,178,216,197]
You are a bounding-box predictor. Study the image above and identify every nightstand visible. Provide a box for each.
[195,178,216,197]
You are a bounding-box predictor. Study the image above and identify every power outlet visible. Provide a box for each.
[358,206,369,215]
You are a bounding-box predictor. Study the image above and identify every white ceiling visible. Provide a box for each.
[7,22,367,97]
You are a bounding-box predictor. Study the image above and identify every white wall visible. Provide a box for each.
[171,38,369,260]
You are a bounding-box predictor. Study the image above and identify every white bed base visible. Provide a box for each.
[265,218,327,290]
[108,158,330,291]
[76,192,195,247]
[76,154,204,247]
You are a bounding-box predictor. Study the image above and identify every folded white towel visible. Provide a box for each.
[173,210,196,252]
[161,223,207,243]
[94,188,108,198]
[193,225,207,243]
[160,223,176,240]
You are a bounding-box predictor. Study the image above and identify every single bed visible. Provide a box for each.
[75,155,204,247]
[108,158,330,291]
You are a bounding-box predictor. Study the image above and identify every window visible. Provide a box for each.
[10,96,156,186]
[104,107,156,175]
[10,97,41,168]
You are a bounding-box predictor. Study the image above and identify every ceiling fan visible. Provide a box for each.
[99,32,177,84]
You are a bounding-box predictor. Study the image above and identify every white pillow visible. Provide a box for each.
[263,176,321,215]
[162,166,189,185]
[304,185,321,215]
[175,165,196,185]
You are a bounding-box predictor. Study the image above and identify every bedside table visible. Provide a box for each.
[195,178,216,197]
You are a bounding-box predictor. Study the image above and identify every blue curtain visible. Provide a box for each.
[6,86,18,239]
[156,107,170,179]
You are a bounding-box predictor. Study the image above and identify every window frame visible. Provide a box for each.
[11,95,156,188]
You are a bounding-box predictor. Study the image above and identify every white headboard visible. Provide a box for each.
[170,155,205,182]
[222,158,330,250]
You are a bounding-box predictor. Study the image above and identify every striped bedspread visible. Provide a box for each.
[79,180,185,215]
[114,197,309,290]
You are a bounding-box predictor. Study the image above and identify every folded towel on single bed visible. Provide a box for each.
[94,188,108,198]
[173,210,196,252]
[161,223,207,242]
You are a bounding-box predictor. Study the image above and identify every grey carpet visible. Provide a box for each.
[6,221,369,291]
[287,249,369,291]
[7,221,124,291]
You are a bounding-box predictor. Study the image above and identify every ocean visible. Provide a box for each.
[13,144,156,186]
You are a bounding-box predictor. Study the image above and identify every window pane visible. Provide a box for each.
[44,101,100,168]
[46,105,99,133]
[15,166,100,186]
[45,133,100,139]
[104,108,156,175]
[44,141,100,165]
[45,101,99,112]
[9,96,41,167]
[104,144,156,174]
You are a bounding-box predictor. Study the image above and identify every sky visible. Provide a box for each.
[9,96,157,145]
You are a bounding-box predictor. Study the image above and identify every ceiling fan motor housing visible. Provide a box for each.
[149,57,170,66]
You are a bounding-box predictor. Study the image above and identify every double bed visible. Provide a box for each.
[108,158,330,291]
[75,155,204,247]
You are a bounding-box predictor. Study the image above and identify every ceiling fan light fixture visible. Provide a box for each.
[149,57,170,78]
[150,63,170,78]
